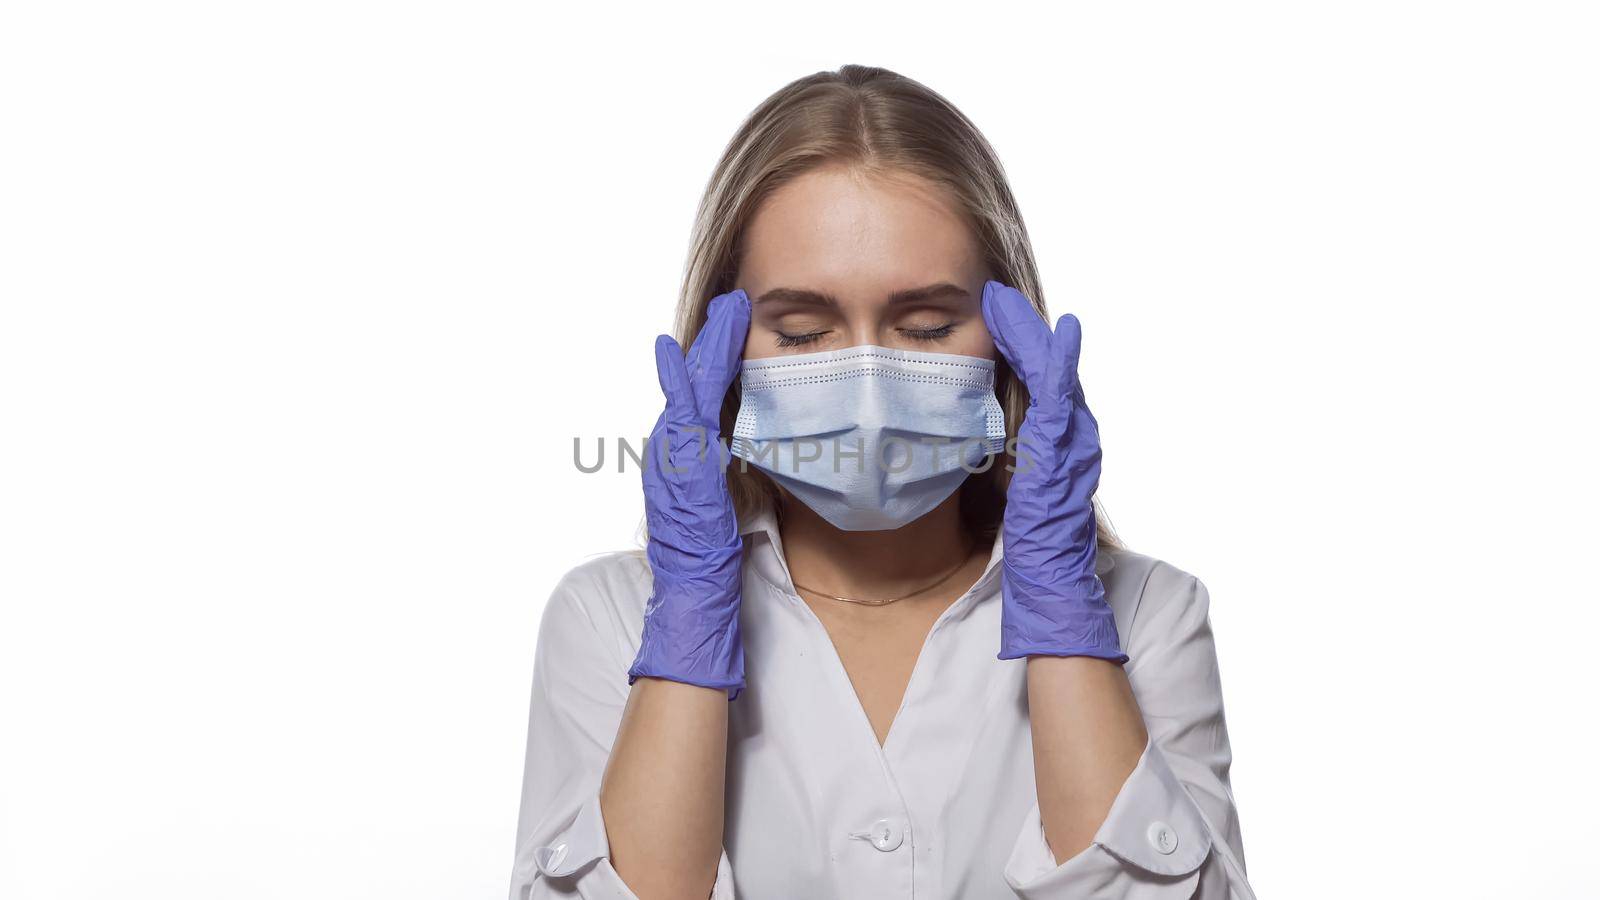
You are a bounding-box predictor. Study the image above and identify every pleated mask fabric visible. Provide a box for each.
[731,345,1007,531]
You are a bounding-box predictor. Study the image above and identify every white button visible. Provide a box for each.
[1147,821,1178,855]
[534,840,570,874]
[867,818,904,852]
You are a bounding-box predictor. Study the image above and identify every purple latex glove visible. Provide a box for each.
[626,290,752,698]
[982,280,1128,663]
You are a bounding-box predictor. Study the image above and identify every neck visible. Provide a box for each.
[777,491,979,599]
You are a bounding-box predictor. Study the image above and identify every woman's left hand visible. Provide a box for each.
[981,280,1126,663]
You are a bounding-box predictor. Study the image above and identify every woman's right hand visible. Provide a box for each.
[626,289,752,698]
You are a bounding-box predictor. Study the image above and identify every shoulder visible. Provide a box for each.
[548,549,652,607]
[537,550,653,651]
[1100,547,1213,644]
[527,551,653,704]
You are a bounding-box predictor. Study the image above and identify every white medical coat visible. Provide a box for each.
[510,505,1255,899]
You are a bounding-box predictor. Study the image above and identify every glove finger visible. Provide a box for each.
[685,289,751,424]
[980,280,1052,401]
[1046,313,1083,403]
[654,334,697,427]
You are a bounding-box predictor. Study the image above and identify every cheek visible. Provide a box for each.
[743,322,779,361]
[953,321,997,361]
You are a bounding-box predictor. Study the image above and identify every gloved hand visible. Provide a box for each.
[981,280,1128,663]
[626,289,752,698]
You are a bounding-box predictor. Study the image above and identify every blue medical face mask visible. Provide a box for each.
[730,345,1008,531]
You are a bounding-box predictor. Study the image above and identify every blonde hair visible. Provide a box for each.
[672,63,1121,551]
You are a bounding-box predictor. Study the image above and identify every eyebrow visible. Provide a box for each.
[754,282,971,308]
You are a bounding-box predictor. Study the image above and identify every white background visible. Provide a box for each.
[3,2,1597,898]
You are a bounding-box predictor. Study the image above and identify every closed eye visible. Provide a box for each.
[898,323,956,342]
[776,330,829,348]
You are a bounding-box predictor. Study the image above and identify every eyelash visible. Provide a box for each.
[774,323,956,348]
[776,330,828,348]
[900,323,955,342]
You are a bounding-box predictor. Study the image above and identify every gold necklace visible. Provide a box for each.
[790,541,977,606]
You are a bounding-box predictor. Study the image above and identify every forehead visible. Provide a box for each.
[738,166,980,290]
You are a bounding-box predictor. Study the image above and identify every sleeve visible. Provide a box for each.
[508,560,737,900]
[1003,564,1256,900]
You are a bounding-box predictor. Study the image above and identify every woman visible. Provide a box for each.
[511,64,1254,900]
